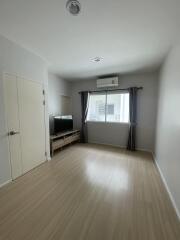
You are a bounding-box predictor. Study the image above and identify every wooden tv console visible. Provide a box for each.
[50,130,80,156]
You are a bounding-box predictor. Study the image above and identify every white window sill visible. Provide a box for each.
[86,121,130,125]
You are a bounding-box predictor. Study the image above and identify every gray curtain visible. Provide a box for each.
[81,91,89,143]
[127,87,138,151]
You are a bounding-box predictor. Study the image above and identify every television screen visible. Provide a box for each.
[53,115,73,134]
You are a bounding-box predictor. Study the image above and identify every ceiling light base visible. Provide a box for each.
[66,0,81,16]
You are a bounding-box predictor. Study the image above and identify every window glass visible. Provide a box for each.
[87,94,106,122]
[87,92,129,123]
[106,93,129,123]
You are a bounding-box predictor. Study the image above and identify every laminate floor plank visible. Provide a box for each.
[0,143,179,240]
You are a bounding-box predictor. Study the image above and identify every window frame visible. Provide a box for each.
[86,91,130,124]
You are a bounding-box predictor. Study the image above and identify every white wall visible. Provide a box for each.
[0,34,50,186]
[71,72,158,152]
[48,73,71,116]
[155,46,180,217]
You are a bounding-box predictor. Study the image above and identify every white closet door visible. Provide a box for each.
[3,74,22,179]
[18,78,46,173]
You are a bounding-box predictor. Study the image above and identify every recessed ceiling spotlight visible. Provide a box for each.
[92,57,103,63]
[66,0,81,16]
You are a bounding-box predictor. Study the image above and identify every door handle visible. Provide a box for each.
[8,131,20,136]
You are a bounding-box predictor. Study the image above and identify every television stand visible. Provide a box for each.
[50,130,80,156]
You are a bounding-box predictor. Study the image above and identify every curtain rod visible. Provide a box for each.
[78,87,143,94]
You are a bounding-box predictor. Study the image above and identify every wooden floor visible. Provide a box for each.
[0,144,179,240]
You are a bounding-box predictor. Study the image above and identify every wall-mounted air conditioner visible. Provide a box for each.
[97,76,119,88]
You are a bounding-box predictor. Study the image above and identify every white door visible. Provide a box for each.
[18,77,46,173]
[3,74,46,179]
[3,74,22,179]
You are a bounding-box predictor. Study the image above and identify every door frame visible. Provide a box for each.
[2,73,13,180]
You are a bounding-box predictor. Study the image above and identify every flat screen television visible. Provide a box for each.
[52,115,73,135]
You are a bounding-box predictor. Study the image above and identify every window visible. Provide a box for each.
[87,94,106,121]
[87,92,129,123]
[106,104,114,115]
[106,92,129,123]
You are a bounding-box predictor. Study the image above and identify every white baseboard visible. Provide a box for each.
[88,141,152,153]
[0,179,12,189]
[136,147,153,154]
[88,141,126,149]
[153,155,180,221]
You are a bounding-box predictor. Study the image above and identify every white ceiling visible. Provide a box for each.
[0,0,180,80]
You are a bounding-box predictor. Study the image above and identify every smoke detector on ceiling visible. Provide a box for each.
[66,0,81,16]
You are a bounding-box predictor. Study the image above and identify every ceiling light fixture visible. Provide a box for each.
[66,0,81,16]
[91,57,103,63]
